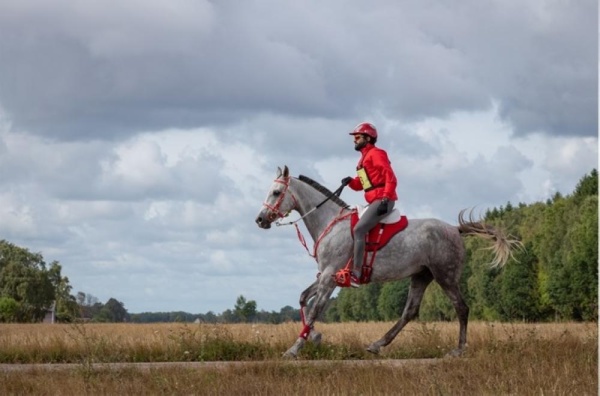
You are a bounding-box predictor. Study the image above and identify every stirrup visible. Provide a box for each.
[349,273,361,288]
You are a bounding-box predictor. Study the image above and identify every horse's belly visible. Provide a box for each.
[367,245,425,281]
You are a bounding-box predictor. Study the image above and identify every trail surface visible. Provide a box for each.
[0,359,441,372]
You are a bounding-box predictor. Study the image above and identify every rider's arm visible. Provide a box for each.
[371,149,397,200]
[347,176,363,191]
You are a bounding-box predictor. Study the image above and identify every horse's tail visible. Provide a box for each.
[457,209,523,268]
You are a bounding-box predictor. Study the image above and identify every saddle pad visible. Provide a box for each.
[351,211,409,252]
[356,205,402,224]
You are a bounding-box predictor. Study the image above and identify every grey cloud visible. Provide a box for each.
[96,153,227,203]
[442,1,597,137]
[0,0,595,142]
[408,150,532,220]
[381,129,535,223]
[0,137,226,203]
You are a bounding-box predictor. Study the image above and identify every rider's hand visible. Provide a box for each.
[376,198,389,216]
[341,177,353,186]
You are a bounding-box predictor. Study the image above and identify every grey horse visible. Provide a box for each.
[255,165,520,358]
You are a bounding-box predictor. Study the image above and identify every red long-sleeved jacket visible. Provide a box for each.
[347,144,398,204]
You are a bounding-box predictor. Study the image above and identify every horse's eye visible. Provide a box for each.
[273,190,281,197]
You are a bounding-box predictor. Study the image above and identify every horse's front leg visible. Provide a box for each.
[283,276,337,359]
[299,280,322,345]
[282,280,317,359]
[301,281,323,346]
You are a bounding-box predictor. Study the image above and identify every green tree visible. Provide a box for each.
[540,193,598,321]
[354,283,382,321]
[336,289,354,321]
[499,243,540,321]
[94,298,129,322]
[203,311,218,323]
[0,297,19,322]
[563,195,598,320]
[234,295,257,323]
[0,241,55,322]
[377,280,409,320]
[420,283,456,321]
[323,298,340,322]
[279,305,301,322]
[572,169,598,204]
[47,262,79,322]
[76,292,104,320]
[536,197,571,319]
[220,309,237,323]
[336,284,382,322]
[465,237,502,320]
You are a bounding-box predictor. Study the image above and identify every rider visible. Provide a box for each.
[341,122,398,288]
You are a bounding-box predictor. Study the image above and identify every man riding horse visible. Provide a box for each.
[341,122,399,288]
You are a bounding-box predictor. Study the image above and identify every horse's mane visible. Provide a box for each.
[297,175,350,209]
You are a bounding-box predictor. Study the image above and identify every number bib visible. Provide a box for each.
[356,167,373,190]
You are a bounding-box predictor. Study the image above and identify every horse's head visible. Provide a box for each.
[255,165,298,229]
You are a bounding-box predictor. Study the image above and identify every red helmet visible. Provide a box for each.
[349,122,378,139]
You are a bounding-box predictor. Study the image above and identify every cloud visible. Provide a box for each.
[0,0,595,140]
[0,105,596,312]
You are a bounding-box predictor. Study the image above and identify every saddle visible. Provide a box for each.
[335,205,409,288]
[351,205,408,251]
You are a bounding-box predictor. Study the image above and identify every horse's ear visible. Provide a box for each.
[276,167,282,178]
[283,165,289,178]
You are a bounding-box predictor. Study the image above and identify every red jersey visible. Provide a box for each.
[347,144,398,204]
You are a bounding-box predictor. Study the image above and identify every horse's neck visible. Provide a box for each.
[291,182,346,242]
[304,204,344,242]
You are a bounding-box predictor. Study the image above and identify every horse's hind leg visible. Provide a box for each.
[436,280,469,357]
[367,270,433,354]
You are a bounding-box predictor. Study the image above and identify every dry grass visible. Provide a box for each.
[0,321,596,395]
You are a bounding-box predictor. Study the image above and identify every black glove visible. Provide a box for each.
[376,198,389,216]
[341,176,353,186]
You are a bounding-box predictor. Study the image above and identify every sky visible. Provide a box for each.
[0,0,597,314]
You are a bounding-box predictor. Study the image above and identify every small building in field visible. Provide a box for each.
[43,301,56,324]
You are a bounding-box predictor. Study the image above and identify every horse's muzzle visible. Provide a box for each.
[255,215,272,229]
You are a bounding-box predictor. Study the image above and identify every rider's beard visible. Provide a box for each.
[354,140,368,151]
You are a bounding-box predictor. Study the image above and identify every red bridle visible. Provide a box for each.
[262,177,299,222]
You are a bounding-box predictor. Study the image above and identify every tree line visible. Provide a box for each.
[0,169,596,323]
[130,295,301,324]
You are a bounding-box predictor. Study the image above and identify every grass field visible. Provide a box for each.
[0,321,596,394]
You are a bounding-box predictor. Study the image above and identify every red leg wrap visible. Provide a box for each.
[299,324,311,340]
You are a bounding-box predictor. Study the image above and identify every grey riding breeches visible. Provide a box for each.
[352,198,395,275]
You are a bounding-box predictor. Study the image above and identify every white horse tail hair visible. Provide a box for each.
[457,209,523,268]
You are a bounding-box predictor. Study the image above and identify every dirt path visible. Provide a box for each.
[0,359,441,372]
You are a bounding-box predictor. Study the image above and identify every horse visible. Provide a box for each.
[255,165,520,358]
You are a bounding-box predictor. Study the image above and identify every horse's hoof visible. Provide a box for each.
[282,350,297,359]
[310,331,322,346]
[445,348,464,358]
[366,344,381,354]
